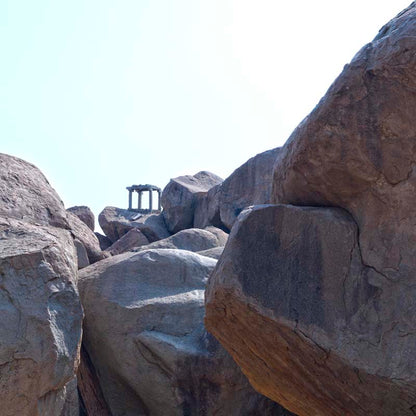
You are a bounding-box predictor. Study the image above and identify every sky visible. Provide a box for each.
[1,0,412,220]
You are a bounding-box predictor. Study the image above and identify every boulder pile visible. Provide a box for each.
[2,4,415,416]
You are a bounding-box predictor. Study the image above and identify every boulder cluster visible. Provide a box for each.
[1,3,415,416]
[0,138,285,416]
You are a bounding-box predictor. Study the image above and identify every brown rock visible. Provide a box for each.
[206,5,416,415]
[105,228,149,255]
[194,149,280,231]
[67,206,95,231]
[0,153,69,229]
[0,217,83,416]
[67,212,108,265]
[162,171,223,233]
[94,232,112,251]
[79,249,288,415]
[98,206,170,243]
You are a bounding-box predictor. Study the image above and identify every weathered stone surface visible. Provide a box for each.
[197,246,224,260]
[133,228,223,254]
[204,226,228,246]
[79,249,286,416]
[74,239,90,269]
[162,171,223,233]
[77,346,111,416]
[0,153,69,229]
[272,4,416,281]
[206,6,416,416]
[67,206,95,231]
[206,204,416,416]
[105,228,149,255]
[94,232,112,251]
[98,206,170,243]
[0,217,83,416]
[193,184,222,229]
[194,149,280,231]
[67,212,108,264]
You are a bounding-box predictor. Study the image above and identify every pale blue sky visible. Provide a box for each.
[1,1,411,219]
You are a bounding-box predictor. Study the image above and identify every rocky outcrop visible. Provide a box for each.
[94,232,112,251]
[99,206,170,243]
[206,4,416,416]
[162,171,223,233]
[79,249,286,415]
[105,228,149,255]
[194,148,280,230]
[133,227,226,254]
[66,212,108,265]
[0,217,83,416]
[0,153,69,229]
[67,206,95,231]
[197,246,224,260]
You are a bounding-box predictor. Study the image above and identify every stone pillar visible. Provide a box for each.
[158,190,161,210]
[149,190,153,212]
[128,190,132,210]
[138,191,142,210]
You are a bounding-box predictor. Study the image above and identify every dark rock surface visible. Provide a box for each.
[79,249,287,416]
[99,206,170,243]
[162,171,223,233]
[67,206,95,231]
[94,232,112,251]
[206,4,416,416]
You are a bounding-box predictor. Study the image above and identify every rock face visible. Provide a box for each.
[206,5,416,416]
[0,153,69,229]
[94,232,112,251]
[99,206,170,243]
[79,249,286,416]
[66,212,108,265]
[162,171,223,233]
[67,206,95,231]
[105,228,149,255]
[196,246,224,260]
[194,148,280,231]
[133,228,226,254]
[0,217,83,416]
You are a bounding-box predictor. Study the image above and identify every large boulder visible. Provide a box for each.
[79,249,287,415]
[105,228,149,255]
[133,228,226,254]
[161,171,223,233]
[66,212,108,265]
[67,206,95,231]
[98,206,170,243]
[0,217,83,416]
[206,4,416,416]
[0,153,69,229]
[194,148,280,231]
